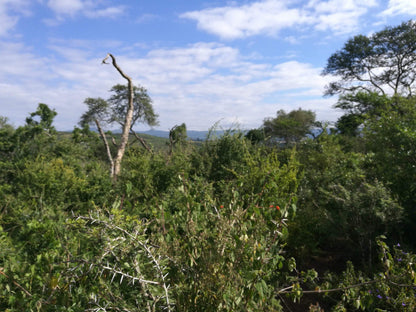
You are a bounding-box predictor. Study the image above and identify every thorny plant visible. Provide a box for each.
[70,208,173,312]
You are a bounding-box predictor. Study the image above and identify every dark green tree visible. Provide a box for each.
[323,20,416,97]
[323,20,416,135]
[364,95,416,244]
[25,103,57,133]
[11,103,58,159]
[263,108,316,144]
[0,117,14,155]
[168,123,187,154]
[107,84,158,127]
[245,128,265,144]
[334,92,391,135]
[290,131,403,269]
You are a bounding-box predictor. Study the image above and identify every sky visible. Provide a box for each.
[0,0,413,131]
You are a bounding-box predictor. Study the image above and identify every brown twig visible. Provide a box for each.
[277,279,379,294]
[0,268,32,297]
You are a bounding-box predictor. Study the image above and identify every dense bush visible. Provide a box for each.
[290,132,403,269]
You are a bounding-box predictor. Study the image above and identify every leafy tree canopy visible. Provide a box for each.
[25,103,57,134]
[335,91,392,135]
[79,83,159,180]
[169,123,187,144]
[80,84,159,130]
[263,108,316,144]
[364,95,416,241]
[168,123,187,154]
[245,128,266,144]
[323,20,416,97]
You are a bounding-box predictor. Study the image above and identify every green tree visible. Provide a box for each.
[80,84,158,130]
[80,54,158,180]
[290,131,402,269]
[168,123,187,154]
[263,108,316,144]
[323,20,416,135]
[323,20,416,97]
[11,103,58,159]
[25,103,57,134]
[245,128,266,144]
[364,96,416,245]
[0,116,15,156]
[334,92,391,136]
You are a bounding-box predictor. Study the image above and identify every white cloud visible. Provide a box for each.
[381,0,416,16]
[0,0,31,37]
[0,38,335,131]
[181,0,377,39]
[46,0,125,21]
[85,6,125,18]
[181,0,312,40]
[136,13,160,24]
[93,43,333,130]
[47,0,84,16]
[0,41,58,126]
[307,0,377,34]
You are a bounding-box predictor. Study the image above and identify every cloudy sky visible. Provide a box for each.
[0,0,413,131]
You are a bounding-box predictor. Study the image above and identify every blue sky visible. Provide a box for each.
[0,0,413,131]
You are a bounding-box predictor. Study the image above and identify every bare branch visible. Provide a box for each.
[130,129,153,153]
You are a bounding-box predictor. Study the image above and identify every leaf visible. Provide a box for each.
[255,282,264,298]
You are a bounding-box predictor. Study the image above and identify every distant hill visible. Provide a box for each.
[138,129,225,141]
[139,128,332,141]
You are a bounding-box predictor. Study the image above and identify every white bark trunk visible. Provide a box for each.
[95,119,115,177]
[102,53,134,181]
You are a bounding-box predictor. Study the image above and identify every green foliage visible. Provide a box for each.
[2,72,416,311]
[0,116,15,156]
[364,96,416,244]
[290,132,402,267]
[325,20,416,138]
[335,92,391,136]
[25,103,57,134]
[80,84,158,129]
[10,157,112,213]
[154,172,298,311]
[316,238,416,311]
[169,123,188,154]
[323,20,416,96]
[0,204,171,311]
[108,84,159,127]
[245,128,266,144]
[9,104,59,159]
[201,130,252,182]
[67,208,173,311]
[263,108,316,144]
[79,84,159,180]
[0,124,308,311]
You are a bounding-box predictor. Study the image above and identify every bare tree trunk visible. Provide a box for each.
[95,119,115,177]
[102,53,134,181]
